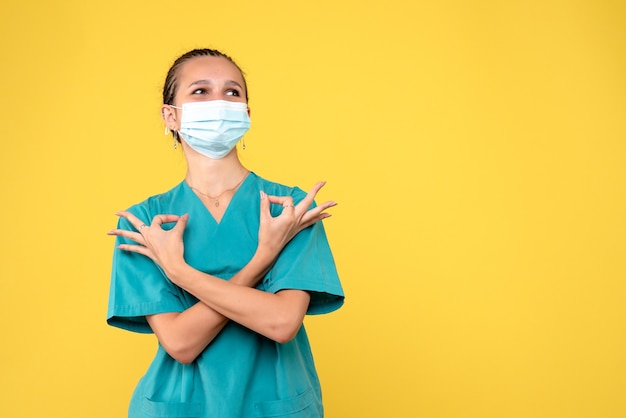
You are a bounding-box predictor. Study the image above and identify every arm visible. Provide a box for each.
[159,189,317,343]
[165,263,312,345]
[144,249,274,364]
[111,182,335,362]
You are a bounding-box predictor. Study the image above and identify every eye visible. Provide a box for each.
[225,89,240,97]
[192,88,208,95]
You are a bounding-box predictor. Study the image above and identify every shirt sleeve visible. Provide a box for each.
[262,189,345,315]
[106,205,186,333]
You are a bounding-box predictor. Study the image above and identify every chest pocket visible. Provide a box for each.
[253,388,320,418]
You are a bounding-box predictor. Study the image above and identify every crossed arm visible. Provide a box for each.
[109,182,336,364]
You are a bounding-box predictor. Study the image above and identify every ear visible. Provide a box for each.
[247,107,251,117]
[161,104,179,130]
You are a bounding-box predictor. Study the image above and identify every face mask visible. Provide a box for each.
[173,100,250,159]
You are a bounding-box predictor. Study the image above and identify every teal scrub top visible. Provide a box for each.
[107,172,344,418]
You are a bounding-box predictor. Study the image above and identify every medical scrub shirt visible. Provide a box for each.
[107,172,344,418]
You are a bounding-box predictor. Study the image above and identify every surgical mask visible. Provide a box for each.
[173,100,250,159]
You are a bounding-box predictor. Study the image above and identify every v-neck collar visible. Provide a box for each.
[181,172,253,225]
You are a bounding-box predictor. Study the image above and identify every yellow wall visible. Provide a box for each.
[1,0,625,417]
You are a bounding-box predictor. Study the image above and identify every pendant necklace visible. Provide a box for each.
[190,171,249,207]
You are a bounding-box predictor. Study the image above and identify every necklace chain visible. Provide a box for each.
[190,171,249,207]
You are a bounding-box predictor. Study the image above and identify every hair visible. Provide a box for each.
[162,48,249,105]
[162,48,249,143]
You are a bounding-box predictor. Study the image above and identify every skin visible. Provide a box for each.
[109,56,337,364]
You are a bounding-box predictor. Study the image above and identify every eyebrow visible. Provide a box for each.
[187,79,244,89]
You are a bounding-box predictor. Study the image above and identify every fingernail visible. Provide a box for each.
[107,230,116,235]
[260,191,266,199]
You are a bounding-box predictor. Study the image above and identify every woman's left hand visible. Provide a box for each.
[257,181,336,257]
[108,211,189,273]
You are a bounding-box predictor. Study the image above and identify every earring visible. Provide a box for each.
[173,139,177,149]
[242,137,247,151]
[164,126,170,135]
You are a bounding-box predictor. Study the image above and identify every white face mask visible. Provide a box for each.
[173,100,250,159]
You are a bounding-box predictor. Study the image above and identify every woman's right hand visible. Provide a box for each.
[257,181,336,257]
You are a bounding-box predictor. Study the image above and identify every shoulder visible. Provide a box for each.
[248,172,307,202]
[125,181,186,219]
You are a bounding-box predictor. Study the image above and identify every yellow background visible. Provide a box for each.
[1,0,625,417]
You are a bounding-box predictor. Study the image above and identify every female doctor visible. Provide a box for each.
[107,48,344,418]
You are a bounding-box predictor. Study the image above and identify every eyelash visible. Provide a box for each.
[191,88,240,96]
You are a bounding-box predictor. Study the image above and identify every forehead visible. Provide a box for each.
[176,56,245,86]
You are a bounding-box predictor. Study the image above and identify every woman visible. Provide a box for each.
[107,48,344,417]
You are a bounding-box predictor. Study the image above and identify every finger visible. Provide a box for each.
[282,197,295,210]
[151,214,182,227]
[298,213,332,231]
[116,211,150,232]
[266,195,295,209]
[295,181,327,213]
[116,243,155,260]
[313,200,337,212]
[300,201,337,225]
[259,191,271,220]
[172,213,189,234]
[107,228,146,245]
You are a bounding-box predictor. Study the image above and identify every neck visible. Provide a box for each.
[184,147,249,196]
